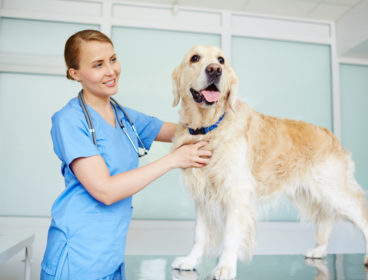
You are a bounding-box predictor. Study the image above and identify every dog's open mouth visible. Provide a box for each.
[190,84,220,105]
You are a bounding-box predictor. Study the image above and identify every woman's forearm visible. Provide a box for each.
[71,141,211,205]
[104,153,175,204]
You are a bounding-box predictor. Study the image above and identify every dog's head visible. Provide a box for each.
[172,45,238,111]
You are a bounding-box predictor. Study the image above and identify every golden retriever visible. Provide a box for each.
[170,45,368,280]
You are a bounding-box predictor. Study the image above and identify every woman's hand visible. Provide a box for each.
[169,141,212,169]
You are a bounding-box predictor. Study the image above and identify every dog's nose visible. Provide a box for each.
[206,63,222,78]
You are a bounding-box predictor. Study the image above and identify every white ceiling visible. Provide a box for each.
[131,0,368,60]
[134,0,362,21]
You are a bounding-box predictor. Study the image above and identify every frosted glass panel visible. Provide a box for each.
[340,64,368,191]
[0,18,99,55]
[0,73,81,216]
[232,37,333,221]
[232,37,332,130]
[111,27,220,220]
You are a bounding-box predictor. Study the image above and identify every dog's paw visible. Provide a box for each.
[305,246,327,259]
[304,258,328,275]
[172,256,198,271]
[364,254,368,267]
[212,265,236,280]
[172,268,200,280]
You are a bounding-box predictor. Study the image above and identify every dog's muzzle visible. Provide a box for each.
[190,63,222,106]
[206,63,222,84]
[190,84,220,105]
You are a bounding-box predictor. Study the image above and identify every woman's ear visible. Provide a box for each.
[227,66,238,112]
[68,68,80,82]
[172,66,181,107]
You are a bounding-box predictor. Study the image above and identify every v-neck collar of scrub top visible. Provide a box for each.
[85,102,120,130]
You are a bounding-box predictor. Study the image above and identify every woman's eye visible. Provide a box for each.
[190,55,200,63]
[111,57,117,63]
[95,63,103,68]
[218,57,225,64]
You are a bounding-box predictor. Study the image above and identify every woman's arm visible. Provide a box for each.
[70,141,211,205]
[155,122,177,142]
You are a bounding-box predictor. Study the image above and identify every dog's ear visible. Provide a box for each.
[172,66,181,107]
[227,66,238,112]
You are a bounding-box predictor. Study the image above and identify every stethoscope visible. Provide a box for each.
[78,90,148,157]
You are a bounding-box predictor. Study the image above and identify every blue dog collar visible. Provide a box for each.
[187,113,226,135]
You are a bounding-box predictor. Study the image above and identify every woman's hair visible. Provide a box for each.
[64,29,113,80]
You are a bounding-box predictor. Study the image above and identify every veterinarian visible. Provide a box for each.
[40,29,212,280]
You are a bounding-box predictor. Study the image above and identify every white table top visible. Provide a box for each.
[0,232,35,264]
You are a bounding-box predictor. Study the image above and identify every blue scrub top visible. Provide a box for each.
[41,97,163,279]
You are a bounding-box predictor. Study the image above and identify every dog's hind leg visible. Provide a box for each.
[290,182,336,259]
[305,217,335,259]
[304,185,368,263]
[352,212,368,267]
[337,187,368,266]
[336,157,368,265]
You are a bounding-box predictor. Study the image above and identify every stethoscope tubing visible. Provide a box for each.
[78,90,148,157]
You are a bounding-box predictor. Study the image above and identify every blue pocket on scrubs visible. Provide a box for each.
[41,224,68,276]
[67,214,128,278]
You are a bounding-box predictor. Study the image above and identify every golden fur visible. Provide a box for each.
[171,45,368,280]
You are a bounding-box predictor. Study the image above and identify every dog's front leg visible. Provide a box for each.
[212,208,240,280]
[172,209,206,271]
[213,205,256,280]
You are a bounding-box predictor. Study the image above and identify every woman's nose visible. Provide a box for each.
[105,64,115,75]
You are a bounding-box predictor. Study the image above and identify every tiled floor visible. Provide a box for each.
[125,254,367,280]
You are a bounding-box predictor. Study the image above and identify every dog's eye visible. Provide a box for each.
[190,55,200,63]
[218,56,225,64]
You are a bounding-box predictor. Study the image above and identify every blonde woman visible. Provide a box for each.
[41,29,211,280]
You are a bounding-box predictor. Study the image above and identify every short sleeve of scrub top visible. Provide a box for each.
[51,102,100,168]
[41,97,163,279]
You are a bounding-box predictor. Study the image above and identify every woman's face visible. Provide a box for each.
[71,40,121,98]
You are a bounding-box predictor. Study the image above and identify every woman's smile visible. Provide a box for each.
[103,78,117,87]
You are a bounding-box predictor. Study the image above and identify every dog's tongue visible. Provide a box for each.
[200,90,220,102]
